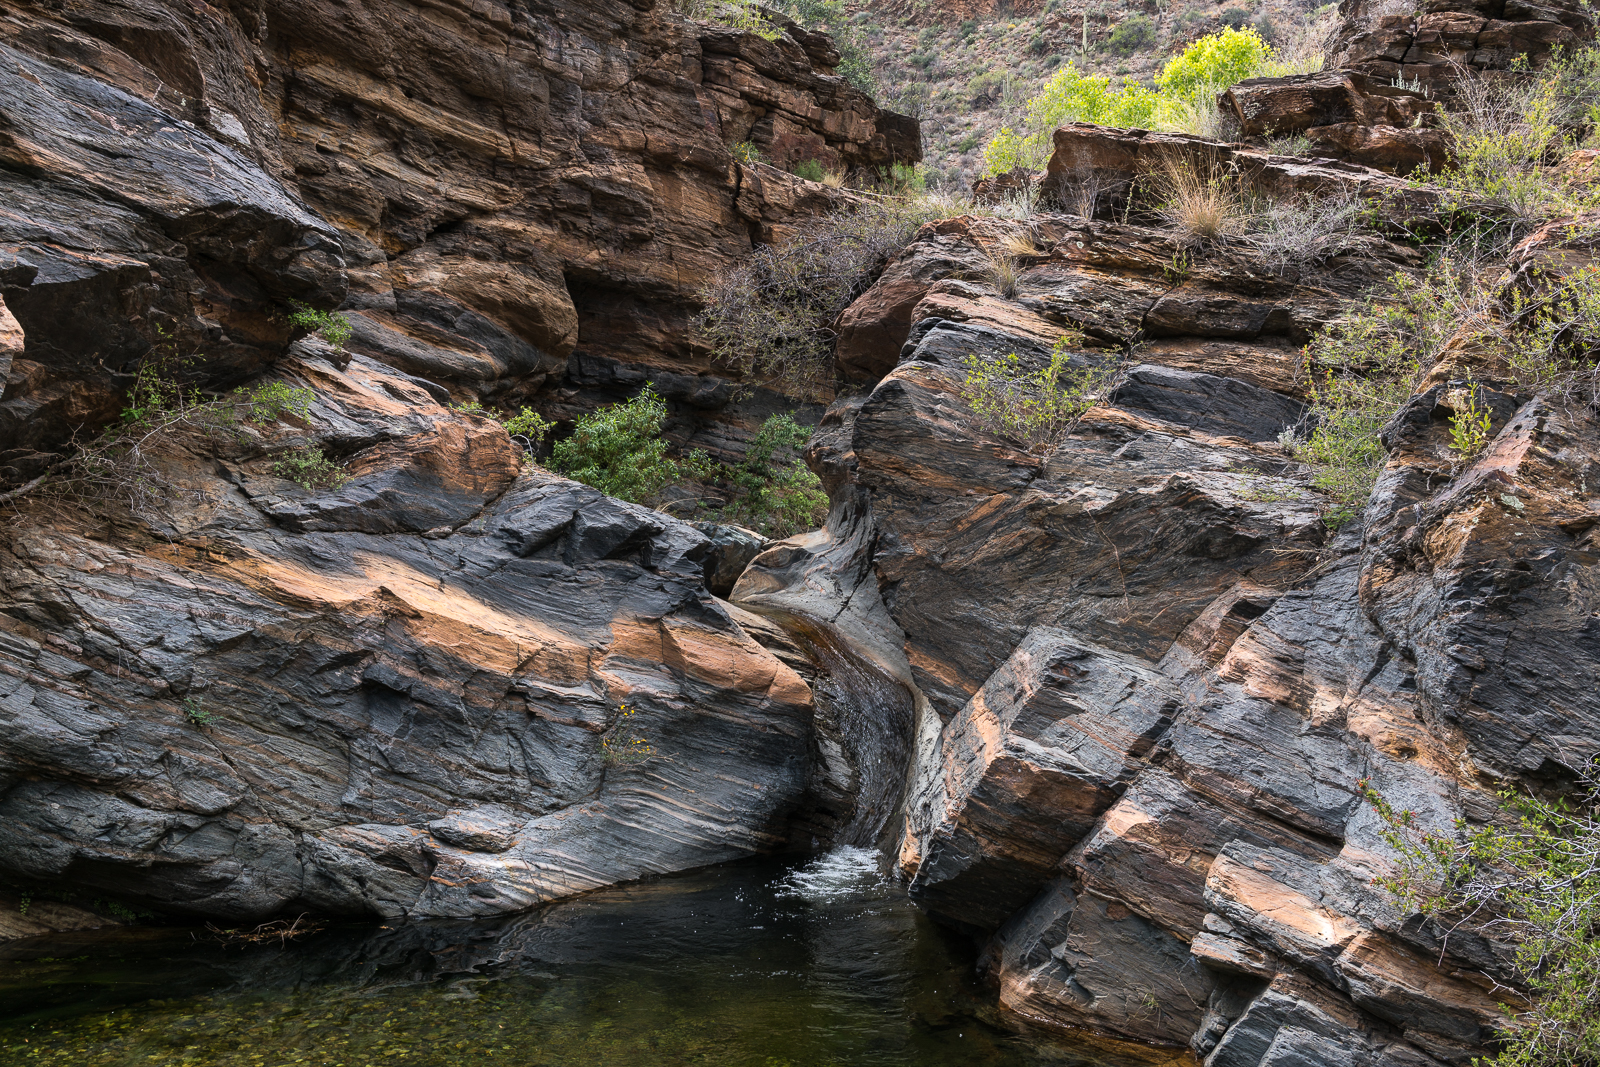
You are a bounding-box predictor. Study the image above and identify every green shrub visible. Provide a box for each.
[1432,62,1582,233]
[721,414,829,537]
[884,162,927,194]
[1446,377,1493,459]
[793,158,828,182]
[969,70,1008,108]
[776,0,877,95]
[13,345,320,514]
[673,0,779,39]
[1284,259,1486,524]
[957,133,981,154]
[273,445,346,491]
[731,140,767,164]
[1154,26,1271,101]
[1218,7,1249,30]
[1028,31,1050,55]
[1107,14,1155,57]
[502,407,555,456]
[601,704,657,768]
[981,62,1160,174]
[552,386,711,504]
[1495,259,1600,407]
[957,336,1122,453]
[1362,767,1600,1067]
[286,302,352,350]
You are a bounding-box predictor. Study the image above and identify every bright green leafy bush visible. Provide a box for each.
[286,302,353,350]
[1154,26,1271,100]
[552,387,712,504]
[957,336,1122,453]
[721,414,829,537]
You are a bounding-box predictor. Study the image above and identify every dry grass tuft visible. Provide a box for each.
[984,251,1021,298]
[998,230,1039,257]
[1147,157,1250,246]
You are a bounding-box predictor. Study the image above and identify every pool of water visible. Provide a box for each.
[0,850,1160,1067]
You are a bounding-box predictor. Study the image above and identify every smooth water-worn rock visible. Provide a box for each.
[0,352,816,920]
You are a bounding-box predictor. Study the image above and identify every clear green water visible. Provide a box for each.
[0,850,1139,1067]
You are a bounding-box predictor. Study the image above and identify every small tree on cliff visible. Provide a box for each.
[1362,769,1600,1066]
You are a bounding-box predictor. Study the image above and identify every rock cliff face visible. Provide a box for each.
[0,0,917,482]
[733,129,1600,1065]
[0,345,820,919]
[0,0,918,920]
[2,2,1598,1065]
[1333,0,1589,96]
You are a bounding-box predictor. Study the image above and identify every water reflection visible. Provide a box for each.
[0,852,1160,1066]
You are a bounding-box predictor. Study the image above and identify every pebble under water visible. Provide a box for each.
[0,850,1158,1067]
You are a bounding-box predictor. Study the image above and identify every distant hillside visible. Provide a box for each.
[848,0,1338,190]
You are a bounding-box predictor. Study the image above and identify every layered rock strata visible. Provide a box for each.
[1333,0,1591,96]
[0,344,817,920]
[1222,71,1449,175]
[0,0,918,482]
[735,128,1600,1064]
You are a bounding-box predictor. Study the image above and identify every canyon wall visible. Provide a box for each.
[733,127,1600,1066]
[0,0,914,920]
[3,2,1600,1065]
[0,0,918,484]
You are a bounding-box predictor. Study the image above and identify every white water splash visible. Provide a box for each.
[772,846,890,905]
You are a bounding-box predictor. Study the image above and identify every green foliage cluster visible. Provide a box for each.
[286,302,352,350]
[730,140,767,164]
[1363,771,1600,1067]
[272,445,346,491]
[721,414,829,537]
[546,388,828,537]
[793,158,829,182]
[550,387,711,505]
[1286,264,1460,525]
[981,27,1280,175]
[1498,259,1600,406]
[502,407,556,453]
[694,196,956,398]
[1447,376,1493,459]
[1107,15,1155,57]
[182,696,220,727]
[957,336,1123,454]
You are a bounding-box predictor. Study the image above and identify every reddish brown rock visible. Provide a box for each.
[1223,71,1437,139]
[1333,0,1589,96]
[0,0,919,475]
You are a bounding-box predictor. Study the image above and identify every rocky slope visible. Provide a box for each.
[731,128,1600,1065]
